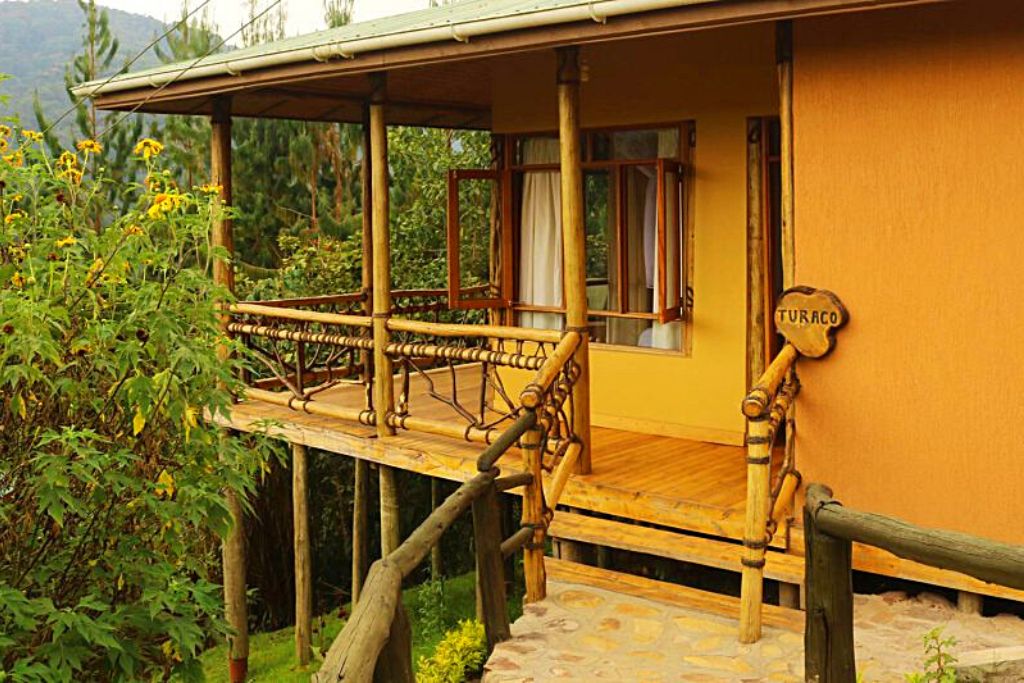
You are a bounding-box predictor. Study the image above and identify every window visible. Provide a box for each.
[512,124,693,351]
[444,123,694,351]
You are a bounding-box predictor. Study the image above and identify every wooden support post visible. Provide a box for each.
[556,45,592,475]
[746,117,767,388]
[521,424,547,603]
[777,21,795,290]
[373,601,414,683]
[779,583,801,610]
[292,443,312,666]
[369,74,400,556]
[473,480,511,650]
[353,104,374,607]
[958,591,984,615]
[804,486,856,683]
[352,459,368,605]
[739,417,771,643]
[431,478,443,580]
[212,99,248,683]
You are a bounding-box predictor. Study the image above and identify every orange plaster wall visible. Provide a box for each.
[793,0,1024,543]
[491,26,777,444]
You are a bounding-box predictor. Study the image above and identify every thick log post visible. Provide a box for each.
[211,99,248,683]
[373,601,414,683]
[292,443,312,666]
[369,74,401,556]
[521,424,547,602]
[738,416,771,643]
[556,46,592,475]
[473,480,511,650]
[804,485,855,683]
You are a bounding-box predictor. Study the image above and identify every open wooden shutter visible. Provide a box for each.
[657,159,685,324]
[446,169,507,310]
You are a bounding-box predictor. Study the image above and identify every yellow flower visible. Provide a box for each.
[155,469,175,498]
[147,191,186,220]
[0,139,7,153]
[57,151,78,169]
[10,272,25,288]
[55,235,77,248]
[60,168,83,185]
[76,139,103,155]
[0,125,11,138]
[3,152,23,168]
[123,224,144,237]
[88,258,104,274]
[4,210,25,225]
[198,183,223,195]
[133,138,164,160]
[22,130,43,144]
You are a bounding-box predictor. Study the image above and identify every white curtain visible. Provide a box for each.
[518,139,563,330]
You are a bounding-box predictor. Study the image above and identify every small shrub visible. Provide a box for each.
[416,578,452,639]
[416,619,487,683]
[904,627,972,683]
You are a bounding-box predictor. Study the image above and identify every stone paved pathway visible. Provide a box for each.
[484,580,1024,682]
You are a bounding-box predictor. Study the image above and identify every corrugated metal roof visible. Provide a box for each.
[77,0,719,95]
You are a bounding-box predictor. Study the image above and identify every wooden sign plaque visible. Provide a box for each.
[774,286,848,358]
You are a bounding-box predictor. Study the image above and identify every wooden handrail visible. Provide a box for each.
[520,331,581,409]
[804,483,1024,682]
[741,342,798,419]
[385,340,546,371]
[227,322,373,350]
[387,317,562,344]
[227,302,373,328]
[477,411,538,471]
[315,471,498,683]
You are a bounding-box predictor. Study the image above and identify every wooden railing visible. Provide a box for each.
[803,484,1024,682]
[312,379,571,682]
[226,292,584,459]
[738,342,801,643]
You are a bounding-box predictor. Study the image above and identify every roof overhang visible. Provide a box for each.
[78,0,952,128]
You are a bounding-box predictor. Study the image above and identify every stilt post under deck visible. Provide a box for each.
[211,98,248,683]
[369,74,401,555]
[556,46,592,475]
[292,443,312,665]
[351,104,374,605]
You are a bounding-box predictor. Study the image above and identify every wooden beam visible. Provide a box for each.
[520,425,547,602]
[556,45,592,475]
[211,98,248,683]
[292,443,313,666]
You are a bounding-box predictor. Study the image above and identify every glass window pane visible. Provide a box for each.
[456,177,499,301]
[610,128,680,161]
[584,170,614,312]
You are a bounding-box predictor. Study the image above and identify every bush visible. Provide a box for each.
[416,619,487,683]
[0,129,267,681]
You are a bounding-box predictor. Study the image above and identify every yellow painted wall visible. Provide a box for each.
[492,25,777,444]
[794,0,1024,543]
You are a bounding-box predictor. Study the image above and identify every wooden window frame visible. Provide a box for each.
[446,168,507,310]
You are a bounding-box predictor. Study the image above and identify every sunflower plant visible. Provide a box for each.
[0,127,270,682]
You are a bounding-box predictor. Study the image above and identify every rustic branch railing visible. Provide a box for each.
[739,342,802,643]
[803,483,1024,682]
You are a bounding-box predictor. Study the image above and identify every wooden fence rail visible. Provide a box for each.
[803,483,1024,683]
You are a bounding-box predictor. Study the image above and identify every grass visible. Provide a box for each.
[199,572,480,682]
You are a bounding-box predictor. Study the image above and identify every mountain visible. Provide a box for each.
[0,0,166,130]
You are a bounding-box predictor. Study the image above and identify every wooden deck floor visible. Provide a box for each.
[216,365,767,541]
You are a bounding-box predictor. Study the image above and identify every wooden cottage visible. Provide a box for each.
[79,0,1024,676]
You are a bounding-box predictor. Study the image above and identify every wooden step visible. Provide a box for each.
[548,511,805,586]
[545,556,804,632]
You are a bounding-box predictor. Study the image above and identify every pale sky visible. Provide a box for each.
[12,0,432,41]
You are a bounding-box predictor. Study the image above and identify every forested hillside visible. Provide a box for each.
[0,0,164,128]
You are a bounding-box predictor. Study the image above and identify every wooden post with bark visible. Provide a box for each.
[556,45,592,475]
[473,479,511,649]
[369,73,401,556]
[292,443,313,666]
[211,97,249,683]
[804,485,855,683]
